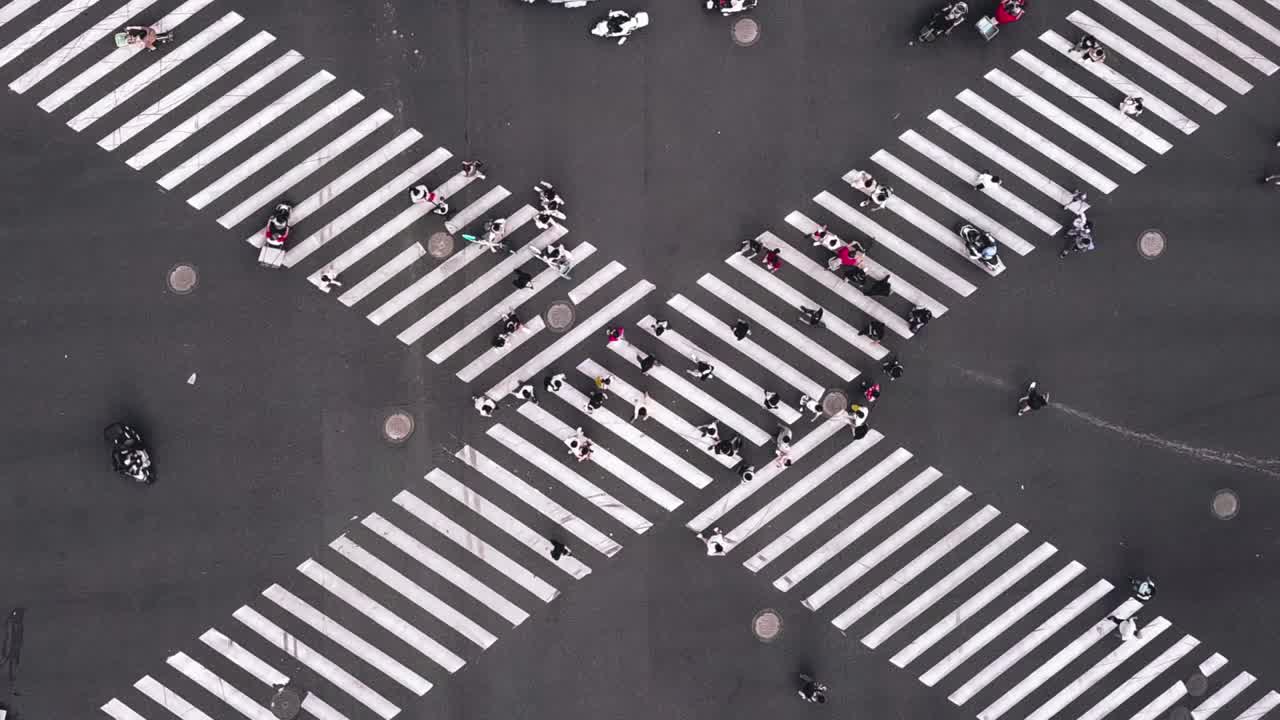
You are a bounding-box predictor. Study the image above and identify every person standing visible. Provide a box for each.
[1017,381,1050,416]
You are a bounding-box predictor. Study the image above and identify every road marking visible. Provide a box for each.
[1132,653,1227,720]
[1149,0,1276,74]
[456,315,545,383]
[863,181,1001,272]
[134,675,214,720]
[1094,0,1253,93]
[299,694,348,720]
[928,109,1075,205]
[339,244,427,306]
[167,651,277,720]
[1232,692,1280,720]
[443,184,509,235]
[1206,0,1280,52]
[1078,634,1200,720]
[11,0,161,95]
[0,0,44,28]
[0,0,104,75]
[200,628,290,685]
[1193,673,1257,720]
[570,261,626,305]
[100,698,146,720]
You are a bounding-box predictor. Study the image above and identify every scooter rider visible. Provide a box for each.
[963,226,999,265]
[265,202,291,244]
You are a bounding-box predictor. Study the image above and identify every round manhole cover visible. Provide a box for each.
[1138,229,1166,259]
[1169,708,1192,720]
[382,411,415,444]
[427,232,455,258]
[1211,489,1239,520]
[1186,673,1209,697]
[545,300,575,333]
[821,390,848,417]
[732,17,761,46]
[752,609,782,642]
[168,263,198,294]
[270,687,301,720]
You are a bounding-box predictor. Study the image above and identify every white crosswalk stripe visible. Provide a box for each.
[134,674,214,720]
[0,0,45,28]
[928,109,1076,206]
[569,261,626,304]
[1148,0,1276,75]
[100,698,147,720]
[167,651,278,720]
[1195,673,1258,720]
[11,0,161,95]
[457,315,545,383]
[1207,0,1280,51]
[200,627,350,720]
[0,0,104,74]
[1078,633,1199,720]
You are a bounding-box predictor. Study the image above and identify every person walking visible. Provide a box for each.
[461,159,486,179]
[409,185,450,215]
[594,375,613,390]
[515,383,538,403]
[544,372,567,392]
[858,319,886,343]
[864,274,892,297]
[585,389,609,413]
[763,391,781,411]
[318,268,343,293]
[736,461,756,484]
[1107,615,1142,642]
[907,306,933,333]
[701,527,728,556]
[975,171,1002,190]
[549,539,573,561]
[762,247,783,273]
[732,319,752,341]
[740,237,763,259]
[638,353,659,374]
[630,392,652,423]
[1131,575,1157,602]
[1119,95,1145,117]
[606,326,625,343]
[1073,33,1107,62]
[565,427,591,461]
[798,394,823,422]
[798,674,828,704]
[687,358,715,381]
[697,421,720,442]
[882,356,904,381]
[512,269,535,291]
[649,318,669,337]
[711,438,736,456]
[1017,381,1049,416]
[473,395,497,417]
[798,306,825,328]
[859,378,881,404]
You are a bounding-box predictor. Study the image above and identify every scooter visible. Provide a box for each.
[105,423,154,484]
[259,202,291,269]
[917,1,968,43]
[591,10,650,45]
[705,0,757,16]
[959,223,1004,274]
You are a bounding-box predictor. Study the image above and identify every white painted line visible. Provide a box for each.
[330,535,496,648]
[10,0,160,95]
[1193,673,1257,720]
[1201,653,1228,675]
[1023,616,1172,720]
[1067,12,1225,114]
[814,191,978,296]
[743,448,911,571]
[1232,692,1280,720]
[233,604,399,720]
[157,70,335,189]
[359,514,529,626]
[430,243,595,363]
[667,293,824,399]
[1039,30,1198,135]
[395,489,559,601]
[189,89,361,209]
[891,542,1057,667]
[872,149,1037,253]
[598,348,771,448]
[1150,0,1276,74]
[0,0,103,74]
[928,109,1075,205]
[125,50,302,169]
[862,524,1027,648]
[298,558,466,672]
[484,279,655,400]
[688,414,847,534]
[853,177,999,272]
[725,253,889,360]
[1133,682,1194,720]
[36,0,213,111]
[831,504,997,629]
[729,433,884,550]
[1094,0,1253,92]
[101,698,146,720]
[1207,0,1280,51]
[134,675,214,720]
[570,261,625,304]
[551,383,714,489]
[518,401,683,511]
[1078,634,1200,720]
[167,651,276,720]
[773,467,941,590]
[917,560,1086,685]
[456,316,545,383]
[0,0,44,28]
[803,486,972,610]
[200,628,290,685]
[263,583,433,694]
[338,243,427,305]
[775,220,945,320]
[952,579,1115,704]
[391,211,557,332]
[300,695,349,720]
[307,172,485,283]
[488,423,652,533]
[103,32,274,152]
[638,314,799,423]
[281,147,448,259]
[443,184,509,235]
[977,597,1145,720]
[445,455,617,561]
[69,12,242,132]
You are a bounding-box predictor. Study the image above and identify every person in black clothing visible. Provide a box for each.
[882,356,904,380]
[865,275,892,297]
[732,319,751,341]
[907,306,933,333]
[1017,381,1049,416]
[799,306,825,327]
[858,320,886,343]
[763,391,781,410]
[586,389,609,412]
[544,373,566,392]
[501,312,522,335]
[549,540,573,561]
[740,237,763,258]
[798,674,828,704]
[638,353,659,374]
[513,269,534,290]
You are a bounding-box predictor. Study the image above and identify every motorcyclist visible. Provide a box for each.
[963,225,999,265]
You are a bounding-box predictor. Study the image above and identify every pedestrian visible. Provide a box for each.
[1017,380,1049,416]
[736,460,756,484]
[798,674,828,704]
[729,434,743,454]
[843,265,868,288]
[606,326,625,343]
[1108,615,1142,642]
[544,372,566,392]
[1119,95,1145,118]
[882,356,904,381]
[860,184,893,211]
[975,171,1002,190]
[565,427,590,460]
[461,159,486,179]
[711,438,735,456]
[651,318,669,336]
[775,425,793,452]
[630,392,652,423]
[1263,173,1280,186]
[1073,33,1107,62]
[858,319,886,343]
[995,0,1026,23]
[697,421,720,442]
[638,353,659,374]
[864,274,892,297]
[848,403,869,428]
[409,184,450,215]
[491,332,509,349]
[687,358,715,381]
[798,394,823,422]
[798,306,825,327]
[502,311,523,335]
[907,306,933,333]
[762,247,783,273]
[701,527,728,556]
[535,180,565,213]
[585,389,609,413]
[740,237,763,259]
[811,225,842,251]
[534,208,558,230]
[732,318,751,341]
[473,395,496,417]
[594,375,613,390]
[763,390,781,411]
[318,268,343,293]
[549,539,573,561]
[1131,575,1157,602]
[859,378,881,404]
[512,269,535,291]
[515,383,538,403]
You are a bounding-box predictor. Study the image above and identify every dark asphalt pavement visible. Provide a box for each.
[1,0,1279,719]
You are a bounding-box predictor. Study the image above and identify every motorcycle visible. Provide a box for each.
[959,223,1005,274]
[705,0,757,16]
[259,201,291,269]
[105,423,154,484]
[591,10,650,45]
[917,1,968,43]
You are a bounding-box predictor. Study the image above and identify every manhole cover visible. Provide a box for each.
[271,687,301,720]
[1169,708,1192,720]
[382,411,415,444]
[1186,673,1209,697]
[1138,229,1166,259]
[821,390,848,417]
[1210,489,1239,520]
[732,17,760,46]
[752,609,782,642]
[168,263,198,294]
[427,232,454,258]
[545,300,575,332]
